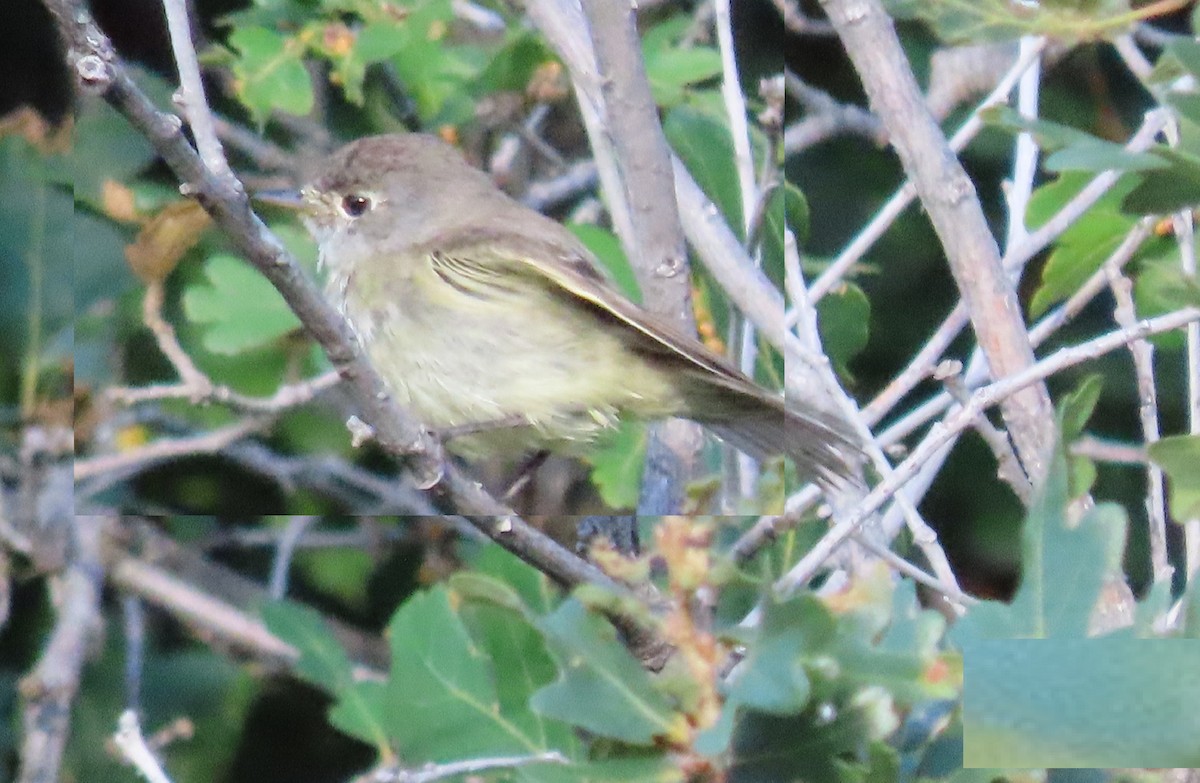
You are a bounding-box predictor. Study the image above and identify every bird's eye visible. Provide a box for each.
[341,194,371,217]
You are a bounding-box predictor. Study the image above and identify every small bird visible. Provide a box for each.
[273,133,860,489]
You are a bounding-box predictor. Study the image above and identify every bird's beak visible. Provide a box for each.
[252,188,307,211]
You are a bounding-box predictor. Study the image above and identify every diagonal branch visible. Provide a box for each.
[820,0,1056,483]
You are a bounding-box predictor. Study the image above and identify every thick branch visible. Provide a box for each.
[581,0,691,322]
[525,0,793,354]
[17,518,106,783]
[820,0,1055,483]
[579,0,703,514]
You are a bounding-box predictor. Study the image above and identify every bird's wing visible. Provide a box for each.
[420,224,862,482]
[419,224,753,388]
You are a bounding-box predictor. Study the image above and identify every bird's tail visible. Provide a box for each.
[682,378,863,491]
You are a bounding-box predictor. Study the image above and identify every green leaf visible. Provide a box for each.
[645,48,722,107]
[328,681,390,755]
[1121,148,1200,215]
[725,595,825,714]
[861,741,902,783]
[1025,174,1139,317]
[837,580,956,704]
[229,26,314,125]
[1148,435,1200,520]
[1068,454,1098,498]
[475,31,555,94]
[1135,258,1200,311]
[583,419,647,511]
[712,582,951,763]
[1169,92,1200,127]
[985,107,1164,174]
[785,182,810,247]
[1057,374,1104,443]
[183,253,302,354]
[951,440,1128,641]
[457,591,576,758]
[384,587,538,761]
[569,224,641,304]
[531,600,680,744]
[760,182,809,292]
[0,136,75,385]
[262,601,391,752]
[466,545,558,616]
[1017,496,1128,637]
[261,601,353,689]
[816,281,871,376]
[1165,38,1200,81]
[963,638,1200,766]
[324,21,407,106]
[1030,218,1128,317]
[640,15,690,53]
[665,106,743,237]
[450,571,530,615]
[384,0,477,122]
[1134,253,1200,352]
[640,18,720,107]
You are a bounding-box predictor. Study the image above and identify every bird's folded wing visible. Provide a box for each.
[420,225,754,388]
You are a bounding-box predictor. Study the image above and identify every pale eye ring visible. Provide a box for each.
[341,193,371,217]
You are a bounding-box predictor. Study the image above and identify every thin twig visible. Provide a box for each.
[786,230,961,592]
[363,751,568,783]
[716,0,764,498]
[1002,36,1043,253]
[268,516,318,599]
[772,0,836,36]
[1104,264,1169,579]
[73,417,265,482]
[113,711,174,783]
[140,279,208,392]
[161,0,231,178]
[1070,435,1148,465]
[778,306,1200,593]
[938,361,1033,504]
[804,38,1047,304]
[110,370,341,414]
[520,159,598,211]
[783,69,885,153]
